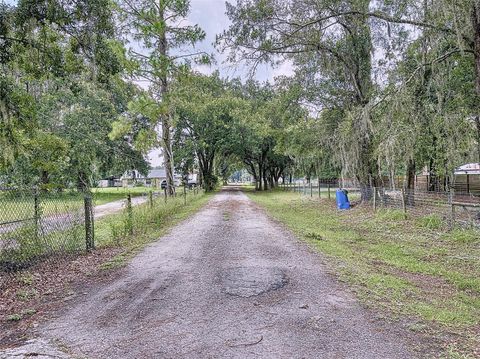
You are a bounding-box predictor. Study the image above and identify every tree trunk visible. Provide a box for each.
[428,157,437,192]
[258,163,263,191]
[405,159,416,206]
[40,170,49,188]
[198,151,216,192]
[77,171,89,192]
[247,162,259,190]
[349,0,375,202]
[472,5,480,162]
[475,117,480,163]
[158,3,175,196]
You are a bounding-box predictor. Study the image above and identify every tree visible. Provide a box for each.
[217,0,480,196]
[171,72,239,191]
[118,0,209,195]
[0,0,147,189]
[217,0,378,198]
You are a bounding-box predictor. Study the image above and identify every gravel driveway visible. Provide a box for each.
[7,188,415,358]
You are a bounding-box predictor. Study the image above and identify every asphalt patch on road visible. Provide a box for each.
[221,266,288,298]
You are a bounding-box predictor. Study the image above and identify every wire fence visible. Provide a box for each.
[0,185,202,274]
[0,189,86,272]
[283,180,480,229]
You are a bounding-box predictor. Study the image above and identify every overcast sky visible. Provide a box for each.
[146,0,293,167]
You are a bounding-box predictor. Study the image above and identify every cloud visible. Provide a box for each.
[271,60,295,80]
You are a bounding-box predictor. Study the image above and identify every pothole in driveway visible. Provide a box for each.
[221,267,288,297]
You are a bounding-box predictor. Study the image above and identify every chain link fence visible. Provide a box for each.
[284,180,480,229]
[0,189,89,272]
[0,185,202,275]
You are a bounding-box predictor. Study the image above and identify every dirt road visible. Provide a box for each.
[7,188,415,358]
[94,195,147,219]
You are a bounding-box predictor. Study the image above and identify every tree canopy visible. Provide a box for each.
[1,0,479,195]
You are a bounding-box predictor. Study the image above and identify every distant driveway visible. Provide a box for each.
[94,195,148,219]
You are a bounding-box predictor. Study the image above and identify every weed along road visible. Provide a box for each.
[19,187,413,358]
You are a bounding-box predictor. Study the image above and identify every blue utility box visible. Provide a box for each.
[336,189,350,210]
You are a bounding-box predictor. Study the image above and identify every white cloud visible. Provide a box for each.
[271,60,295,80]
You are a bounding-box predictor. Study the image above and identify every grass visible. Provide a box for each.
[247,190,480,358]
[0,187,152,223]
[0,192,84,223]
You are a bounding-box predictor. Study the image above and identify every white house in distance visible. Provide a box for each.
[119,168,194,188]
[454,163,480,194]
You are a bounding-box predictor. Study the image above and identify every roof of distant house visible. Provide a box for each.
[147,168,183,179]
[147,169,166,178]
[454,163,480,175]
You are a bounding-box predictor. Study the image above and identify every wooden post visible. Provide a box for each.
[450,189,455,228]
[466,174,470,194]
[126,193,133,235]
[318,181,321,199]
[401,188,407,219]
[327,183,331,200]
[149,190,153,208]
[164,187,167,203]
[373,187,377,212]
[84,193,95,251]
[183,184,187,205]
[310,181,313,197]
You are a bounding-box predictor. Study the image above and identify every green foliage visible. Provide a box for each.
[0,0,149,189]
[218,0,480,189]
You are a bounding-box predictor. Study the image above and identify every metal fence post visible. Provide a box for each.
[84,193,95,251]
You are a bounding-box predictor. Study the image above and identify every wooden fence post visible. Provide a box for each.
[373,187,377,212]
[310,182,313,197]
[401,188,407,219]
[450,189,455,228]
[327,183,331,200]
[183,184,187,205]
[149,190,153,208]
[126,193,133,235]
[84,193,95,251]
